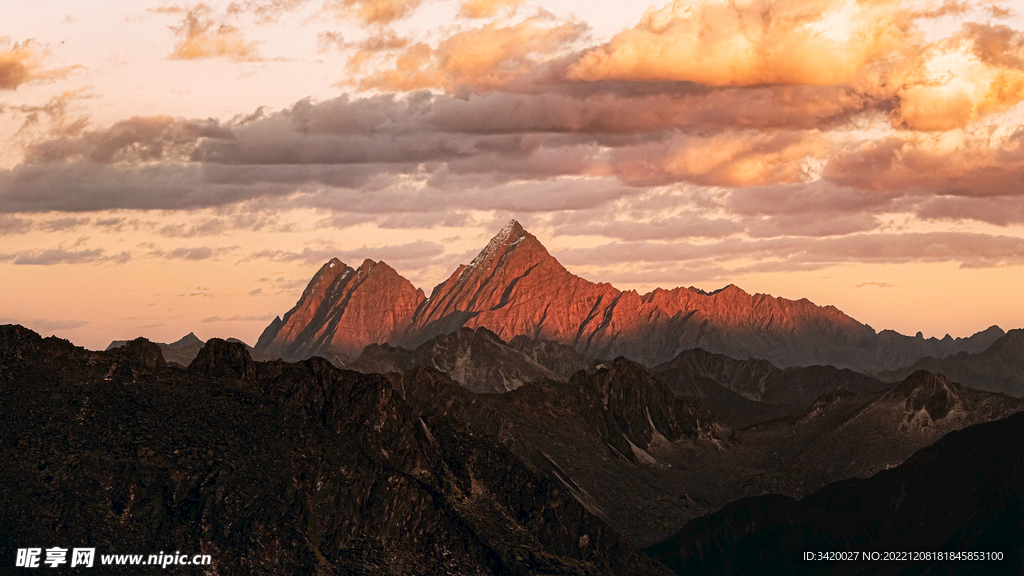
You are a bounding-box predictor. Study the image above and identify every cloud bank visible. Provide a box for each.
[4,0,1024,276]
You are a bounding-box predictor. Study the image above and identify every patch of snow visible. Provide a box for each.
[468,220,523,268]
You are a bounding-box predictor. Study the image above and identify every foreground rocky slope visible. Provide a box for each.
[257,220,1003,371]
[6,323,1022,574]
[0,325,668,576]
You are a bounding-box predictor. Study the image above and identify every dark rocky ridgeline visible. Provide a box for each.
[392,357,723,468]
[653,348,890,428]
[107,332,279,367]
[644,409,1024,575]
[388,358,728,544]
[654,348,889,406]
[0,325,671,575]
[878,329,1024,397]
[350,327,593,394]
[736,370,1024,491]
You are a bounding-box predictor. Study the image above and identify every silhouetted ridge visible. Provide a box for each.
[189,338,256,379]
[112,338,166,369]
[0,325,670,576]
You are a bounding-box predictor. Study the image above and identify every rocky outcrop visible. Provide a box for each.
[256,258,425,363]
[256,221,1003,373]
[189,338,257,380]
[878,329,1024,396]
[350,327,591,394]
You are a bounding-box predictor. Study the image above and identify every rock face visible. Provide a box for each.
[350,327,591,394]
[878,329,1024,396]
[388,357,726,544]
[256,258,425,363]
[0,324,670,576]
[256,220,1005,372]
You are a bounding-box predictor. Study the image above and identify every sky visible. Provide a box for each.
[3,0,1024,350]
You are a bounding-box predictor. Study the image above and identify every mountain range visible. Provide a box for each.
[878,329,1024,397]
[255,220,1003,374]
[4,325,1023,574]
[107,332,278,366]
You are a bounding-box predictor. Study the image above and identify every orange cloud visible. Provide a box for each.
[0,38,77,90]
[168,4,262,61]
[614,130,829,187]
[459,0,523,19]
[824,128,1024,196]
[567,0,918,87]
[11,89,93,143]
[344,31,408,72]
[356,13,588,91]
[226,0,310,22]
[563,0,1024,131]
[324,0,423,26]
[316,31,347,54]
[888,24,1024,131]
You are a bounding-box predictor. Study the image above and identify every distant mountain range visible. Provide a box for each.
[255,220,1004,373]
[107,332,278,366]
[878,329,1024,397]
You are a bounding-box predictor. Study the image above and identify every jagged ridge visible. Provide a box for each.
[255,220,1005,372]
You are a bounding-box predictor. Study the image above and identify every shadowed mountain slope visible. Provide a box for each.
[878,328,1024,397]
[653,348,889,406]
[646,407,1024,575]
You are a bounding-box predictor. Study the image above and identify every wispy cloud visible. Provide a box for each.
[166,4,264,61]
[0,247,130,265]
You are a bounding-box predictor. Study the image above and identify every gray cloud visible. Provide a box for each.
[38,217,91,232]
[0,215,31,235]
[25,318,91,331]
[200,313,277,323]
[250,239,444,265]
[2,247,131,265]
[158,246,238,260]
[159,219,228,237]
[555,232,1024,271]
[0,89,891,215]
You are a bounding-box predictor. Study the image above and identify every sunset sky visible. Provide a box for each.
[4,0,1024,350]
